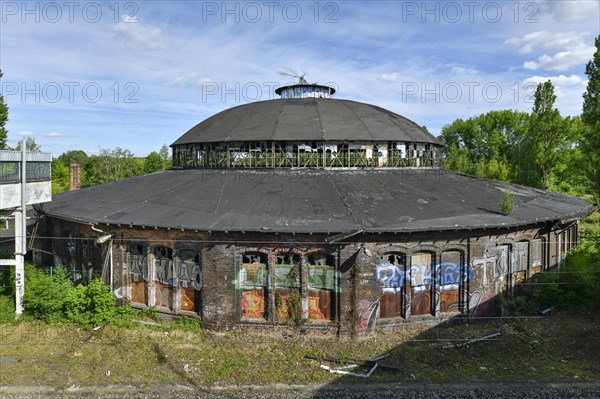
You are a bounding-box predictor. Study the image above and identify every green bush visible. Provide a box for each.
[23,264,73,322]
[499,190,516,215]
[64,279,118,327]
[558,243,600,311]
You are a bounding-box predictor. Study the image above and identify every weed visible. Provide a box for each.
[499,190,516,215]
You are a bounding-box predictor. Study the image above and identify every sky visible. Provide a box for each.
[0,0,599,157]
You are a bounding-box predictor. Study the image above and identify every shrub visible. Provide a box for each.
[557,243,600,311]
[499,190,516,215]
[64,279,117,327]
[23,264,72,322]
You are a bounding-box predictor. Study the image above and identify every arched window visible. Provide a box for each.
[274,253,301,320]
[307,253,336,320]
[439,250,465,313]
[178,249,201,313]
[377,252,406,318]
[127,244,148,306]
[240,252,268,320]
[153,247,174,309]
[410,252,435,316]
[514,241,529,297]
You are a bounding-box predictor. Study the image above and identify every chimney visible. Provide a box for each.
[69,163,81,190]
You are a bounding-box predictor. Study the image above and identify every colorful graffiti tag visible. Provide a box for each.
[376,261,471,293]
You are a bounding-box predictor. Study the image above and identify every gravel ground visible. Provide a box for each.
[1,382,600,399]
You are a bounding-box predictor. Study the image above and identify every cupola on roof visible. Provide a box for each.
[171,79,443,169]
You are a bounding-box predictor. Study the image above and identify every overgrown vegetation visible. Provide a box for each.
[0,263,136,328]
[498,190,516,215]
[500,212,600,316]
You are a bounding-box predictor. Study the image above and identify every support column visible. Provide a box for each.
[15,141,27,318]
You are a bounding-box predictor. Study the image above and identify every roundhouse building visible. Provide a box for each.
[37,82,594,333]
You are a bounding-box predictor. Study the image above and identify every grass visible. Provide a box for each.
[0,311,598,388]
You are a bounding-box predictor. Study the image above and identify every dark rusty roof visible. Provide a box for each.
[171,98,443,145]
[39,169,594,234]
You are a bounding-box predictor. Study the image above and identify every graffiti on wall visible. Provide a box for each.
[113,247,202,313]
[376,261,471,293]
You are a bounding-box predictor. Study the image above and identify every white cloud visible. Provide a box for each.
[523,74,587,98]
[379,72,400,82]
[450,66,478,75]
[113,22,166,50]
[45,132,64,137]
[505,31,588,54]
[543,0,600,23]
[17,131,34,136]
[523,45,595,71]
[169,73,214,89]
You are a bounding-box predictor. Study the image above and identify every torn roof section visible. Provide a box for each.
[39,169,595,234]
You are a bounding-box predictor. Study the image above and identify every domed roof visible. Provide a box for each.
[172,98,443,145]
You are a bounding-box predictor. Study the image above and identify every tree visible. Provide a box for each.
[439,110,529,181]
[158,144,172,169]
[0,70,7,149]
[582,35,600,202]
[144,151,164,173]
[84,147,140,186]
[14,137,41,151]
[528,81,564,190]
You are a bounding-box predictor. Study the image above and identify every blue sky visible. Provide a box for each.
[1,0,599,157]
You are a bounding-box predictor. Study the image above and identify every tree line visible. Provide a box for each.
[439,35,600,203]
[51,145,171,194]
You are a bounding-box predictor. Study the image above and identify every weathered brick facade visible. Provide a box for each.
[41,217,578,335]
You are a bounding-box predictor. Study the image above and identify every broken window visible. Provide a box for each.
[307,254,336,320]
[127,244,149,306]
[513,241,529,296]
[240,252,268,320]
[178,249,202,313]
[439,250,464,313]
[377,252,406,318]
[153,247,174,309]
[274,253,301,320]
[410,252,434,316]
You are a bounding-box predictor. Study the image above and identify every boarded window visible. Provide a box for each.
[377,252,405,318]
[128,244,148,306]
[495,245,510,278]
[514,241,529,272]
[240,253,268,320]
[439,250,463,313]
[410,252,433,316]
[178,249,201,313]
[307,254,336,320]
[153,247,174,309]
[274,253,301,320]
